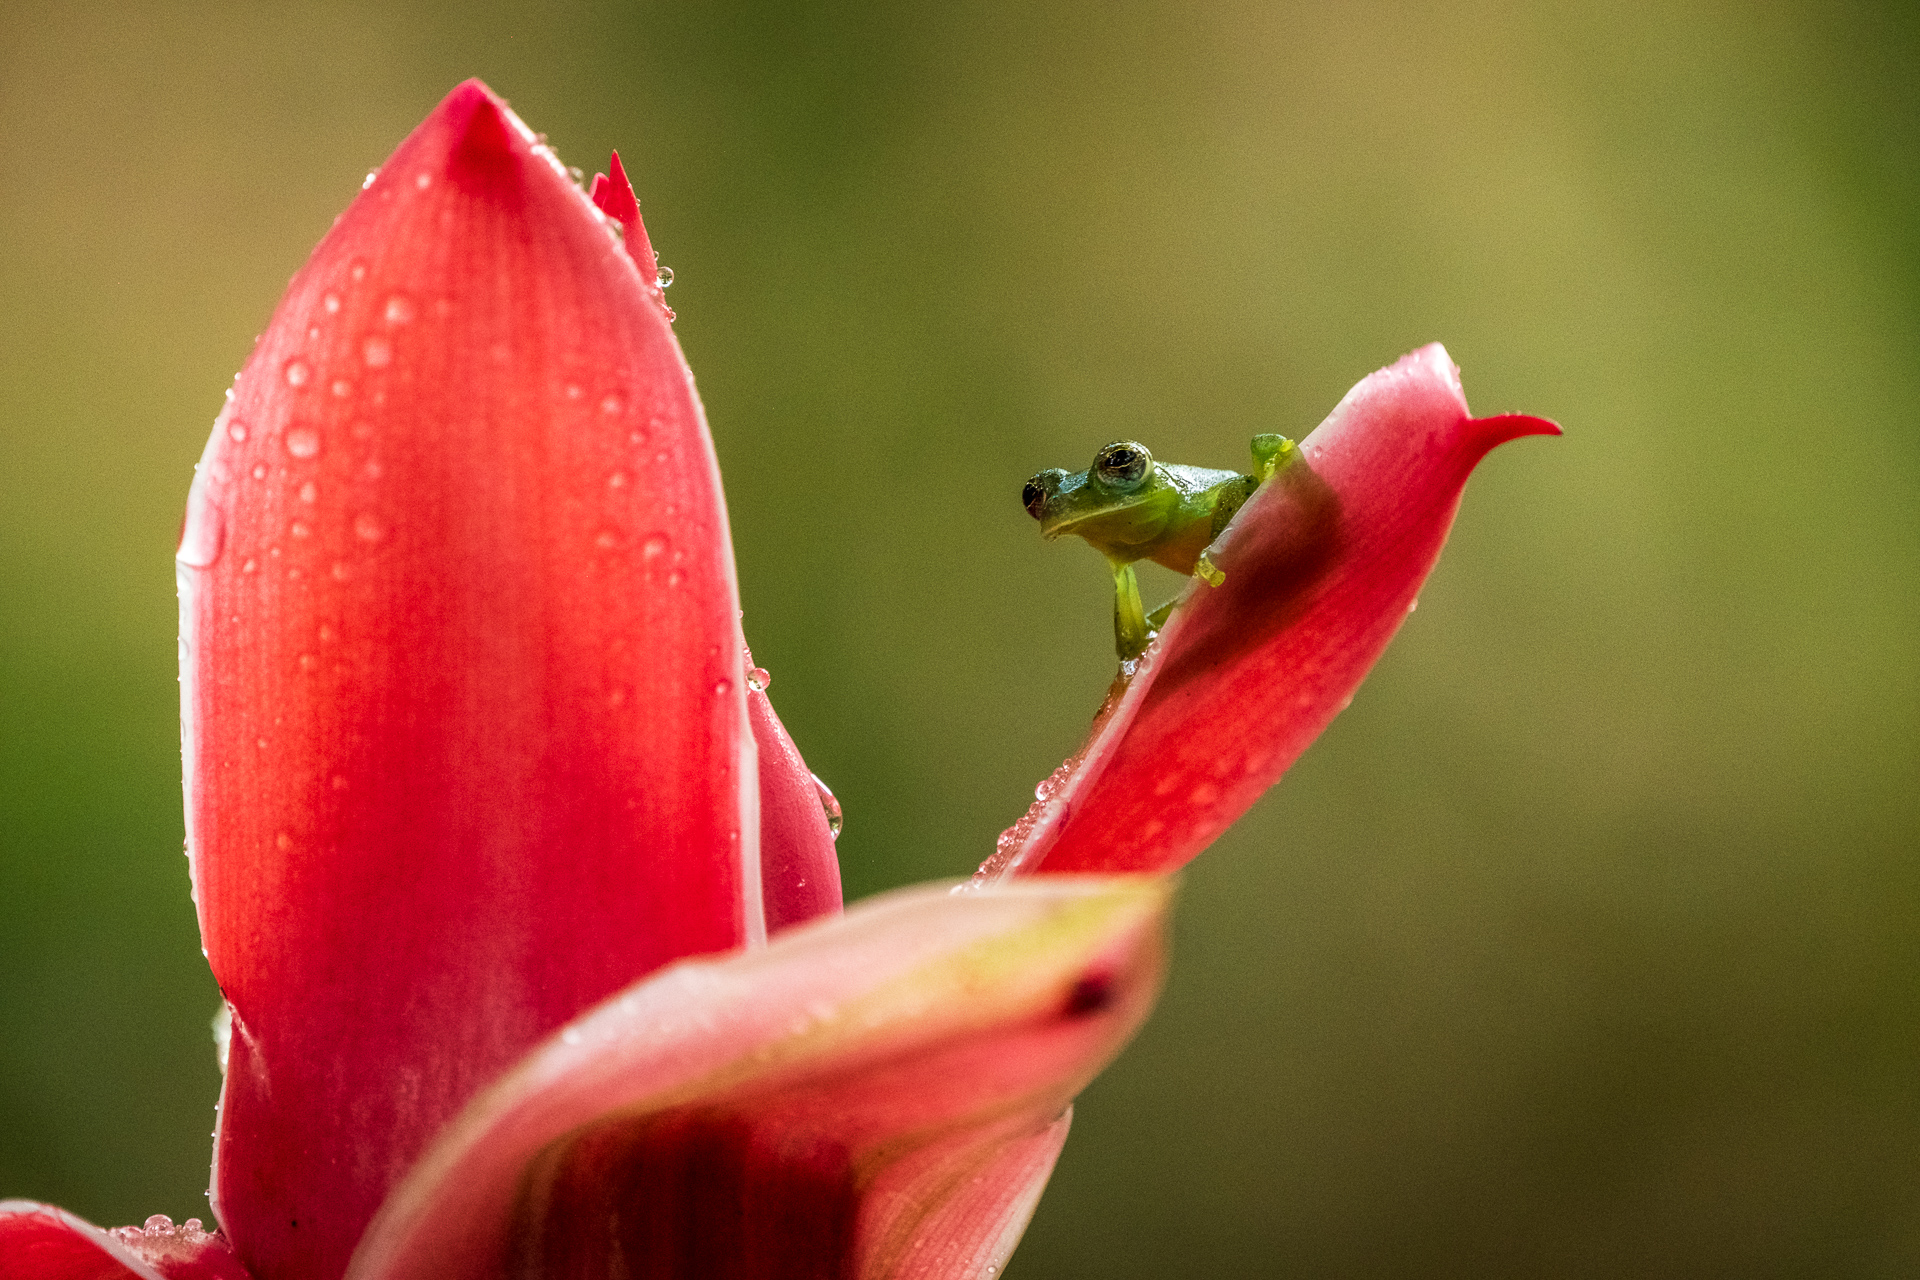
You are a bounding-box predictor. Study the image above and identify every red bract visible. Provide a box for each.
[983,346,1558,878]
[3,78,1553,1280]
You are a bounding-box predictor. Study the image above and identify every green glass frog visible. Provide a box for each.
[1022,434,1296,661]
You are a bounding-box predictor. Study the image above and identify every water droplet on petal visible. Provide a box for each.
[178,488,225,568]
[144,1215,174,1233]
[283,359,311,388]
[362,171,378,190]
[276,832,292,850]
[363,337,392,368]
[746,666,771,692]
[608,470,627,488]
[290,521,310,539]
[330,378,354,398]
[642,533,669,559]
[350,260,367,282]
[600,393,624,416]
[252,464,269,480]
[714,678,732,696]
[298,653,318,672]
[655,265,673,290]
[812,774,844,840]
[227,420,249,442]
[285,427,320,458]
[354,513,384,542]
[323,293,341,314]
[414,171,432,191]
[384,295,415,325]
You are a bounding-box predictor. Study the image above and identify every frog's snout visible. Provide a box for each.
[1023,468,1068,520]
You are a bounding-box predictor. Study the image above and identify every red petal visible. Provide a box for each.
[0,1203,251,1280]
[749,683,844,934]
[342,878,1169,1280]
[987,345,1558,876]
[178,80,756,1280]
[589,150,669,318]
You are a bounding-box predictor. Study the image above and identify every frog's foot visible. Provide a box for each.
[1250,433,1296,483]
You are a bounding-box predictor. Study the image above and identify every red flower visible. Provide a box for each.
[0,80,1553,1280]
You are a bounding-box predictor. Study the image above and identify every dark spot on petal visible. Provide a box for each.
[1063,968,1116,1018]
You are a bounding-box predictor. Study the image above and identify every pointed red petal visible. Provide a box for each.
[590,150,668,316]
[749,684,844,934]
[179,80,756,1280]
[342,878,1169,1280]
[988,345,1558,876]
[0,1203,252,1280]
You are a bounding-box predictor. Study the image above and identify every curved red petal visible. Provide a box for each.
[750,684,844,934]
[590,150,669,318]
[179,80,757,1280]
[0,1203,252,1280]
[988,344,1558,876]
[343,878,1168,1280]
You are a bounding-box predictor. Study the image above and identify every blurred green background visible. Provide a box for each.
[2,0,1916,1275]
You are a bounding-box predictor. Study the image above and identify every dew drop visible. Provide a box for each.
[713,678,732,696]
[298,653,318,672]
[666,569,685,587]
[655,265,673,290]
[227,420,249,442]
[812,774,844,840]
[144,1215,174,1233]
[1407,597,1419,614]
[642,533,669,559]
[746,666,771,692]
[252,464,269,480]
[331,561,351,581]
[354,513,384,542]
[276,832,292,850]
[363,337,392,368]
[362,171,378,190]
[177,489,225,568]
[242,559,256,573]
[565,383,583,400]
[323,293,341,314]
[561,1027,583,1046]
[600,393,624,416]
[283,359,311,388]
[414,171,432,191]
[298,482,317,505]
[330,378,354,398]
[285,426,321,458]
[384,294,415,325]
[595,529,619,549]
[350,260,367,282]
[608,470,628,488]
[290,521,310,538]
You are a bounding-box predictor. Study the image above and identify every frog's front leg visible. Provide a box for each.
[1111,562,1151,661]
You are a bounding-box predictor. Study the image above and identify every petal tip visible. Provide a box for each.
[1469,411,1564,454]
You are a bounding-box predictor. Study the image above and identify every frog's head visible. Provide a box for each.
[1022,441,1176,559]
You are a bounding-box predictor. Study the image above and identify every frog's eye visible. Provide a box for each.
[1022,470,1064,519]
[1093,441,1151,491]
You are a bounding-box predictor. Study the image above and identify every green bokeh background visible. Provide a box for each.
[3,1,1916,1275]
